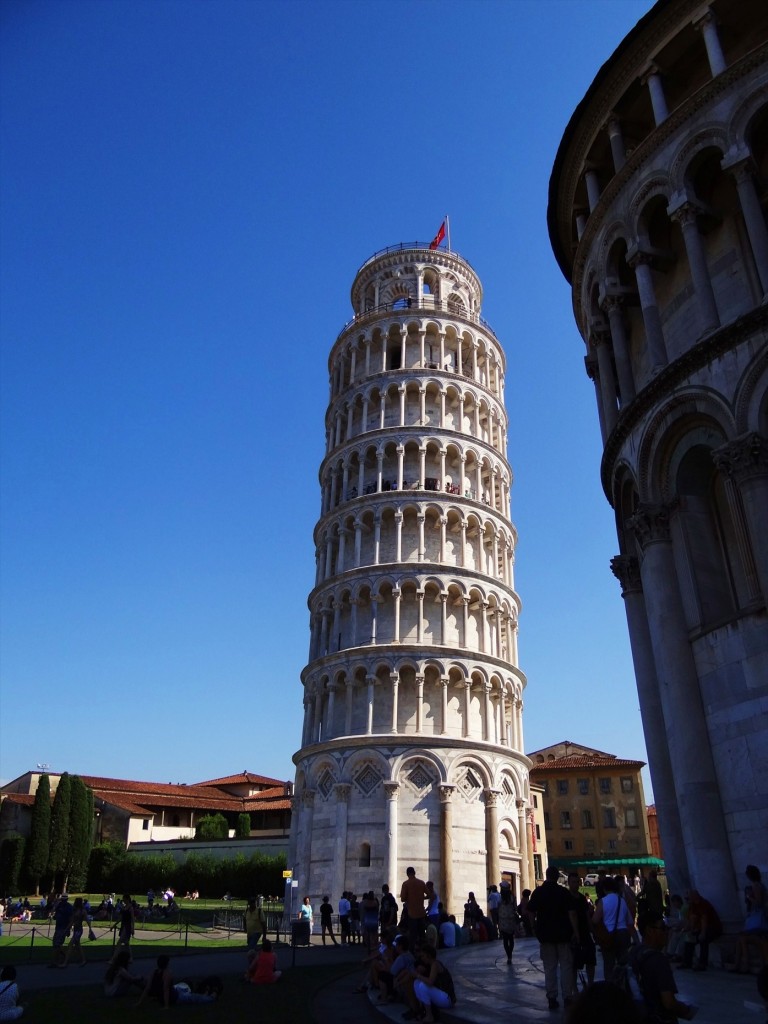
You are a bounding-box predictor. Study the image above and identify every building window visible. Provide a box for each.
[544,812,551,829]
[584,838,595,851]
[142,819,149,831]
[557,779,569,795]
[560,811,572,829]
[626,808,638,827]
[599,778,611,794]
[581,809,593,829]
[534,854,543,880]
[564,840,574,851]
[359,842,371,867]
[603,808,616,828]
[578,778,589,795]
[535,825,541,840]
[608,839,617,850]
[621,777,633,793]
[533,795,538,808]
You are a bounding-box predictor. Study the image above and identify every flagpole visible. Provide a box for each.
[446,214,451,252]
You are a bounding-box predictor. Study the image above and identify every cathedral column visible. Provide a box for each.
[390,671,399,733]
[379,391,386,429]
[376,451,384,492]
[440,592,447,644]
[385,782,400,893]
[439,516,447,563]
[605,115,626,173]
[516,699,525,754]
[297,790,316,880]
[395,511,403,562]
[585,356,608,443]
[439,785,456,915]
[628,504,731,899]
[462,678,471,737]
[480,601,489,654]
[461,597,469,648]
[601,294,635,403]
[399,385,407,428]
[345,677,354,734]
[626,247,668,369]
[362,395,370,433]
[713,433,768,604]
[693,7,727,76]
[419,386,426,425]
[419,447,427,488]
[350,598,358,647]
[516,799,530,892]
[440,677,449,734]
[416,673,425,732]
[374,515,382,564]
[592,327,618,433]
[417,589,425,643]
[485,790,500,889]
[397,445,405,489]
[418,514,426,562]
[641,64,669,125]
[332,784,351,904]
[584,167,601,212]
[610,554,689,893]
[721,151,768,295]
[365,676,376,734]
[393,586,402,643]
[667,196,719,332]
[482,683,492,742]
[325,683,337,739]
[346,403,354,440]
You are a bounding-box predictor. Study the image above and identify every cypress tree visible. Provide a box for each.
[48,772,72,891]
[25,773,52,894]
[66,776,94,892]
[236,812,251,838]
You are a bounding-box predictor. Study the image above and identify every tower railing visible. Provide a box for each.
[335,297,498,344]
[356,242,478,275]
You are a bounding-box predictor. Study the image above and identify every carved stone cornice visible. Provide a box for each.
[610,554,643,595]
[384,782,400,800]
[628,504,672,549]
[438,784,456,804]
[334,783,352,803]
[712,432,768,484]
[302,789,316,809]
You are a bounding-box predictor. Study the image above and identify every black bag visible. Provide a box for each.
[435,964,457,1005]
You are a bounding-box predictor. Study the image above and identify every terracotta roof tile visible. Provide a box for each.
[529,753,644,772]
[195,771,286,788]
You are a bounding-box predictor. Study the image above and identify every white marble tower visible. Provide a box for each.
[289,242,532,913]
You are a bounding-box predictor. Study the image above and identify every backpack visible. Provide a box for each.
[435,964,457,1005]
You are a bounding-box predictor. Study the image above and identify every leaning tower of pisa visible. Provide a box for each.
[289,241,532,913]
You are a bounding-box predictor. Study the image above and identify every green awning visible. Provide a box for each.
[550,856,665,868]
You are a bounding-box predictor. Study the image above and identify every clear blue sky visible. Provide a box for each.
[0,0,656,792]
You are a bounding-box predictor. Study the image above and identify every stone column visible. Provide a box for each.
[397,444,405,489]
[628,504,732,905]
[584,167,601,212]
[592,327,619,432]
[385,782,400,892]
[585,356,608,442]
[462,679,471,737]
[641,64,668,125]
[332,784,351,905]
[485,790,500,890]
[326,683,337,738]
[393,586,402,643]
[722,150,768,295]
[713,433,768,604]
[440,592,448,644]
[365,676,375,734]
[693,7,727,76]
[418,514,426,562]
[390,671,399,733]
[399,385,406,428]
[605,115,626,173]
[350,599,358,648]
[297,790,316,881]
[374,515,382,564]
[440,677,449,734]
[345,677,354,734]
[419,386,426,425]
[667,195,719,332]
[395,510,403,562]
[626,247,668,369]
[416,673,425,733]
[610,554,689,892]
[482,683,492,741]
[601,294,635,403]
[439,785,456,914]
[516,799,530,892]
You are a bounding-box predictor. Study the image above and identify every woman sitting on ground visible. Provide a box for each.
[409,944,456,1023]
[103,950,143,997]
[0,965,23,1021]
[245,939,282,984]
[137,955,218,1007]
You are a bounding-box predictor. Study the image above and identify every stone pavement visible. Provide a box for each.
[7,934,765,1023]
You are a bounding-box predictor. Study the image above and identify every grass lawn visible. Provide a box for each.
[18,963,357,1024]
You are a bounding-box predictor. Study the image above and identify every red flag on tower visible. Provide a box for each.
[429,220,446,250]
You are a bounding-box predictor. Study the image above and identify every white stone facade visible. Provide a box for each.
[548,0,768,921]
[289,244,532,914]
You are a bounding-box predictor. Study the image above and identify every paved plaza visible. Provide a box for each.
[8,932,764,1023]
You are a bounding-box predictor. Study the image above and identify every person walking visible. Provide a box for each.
[319,896,338,946]
[527,865,578,1010]
[497,885,518,965]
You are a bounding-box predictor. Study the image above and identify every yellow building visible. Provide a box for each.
[528,741,660,879]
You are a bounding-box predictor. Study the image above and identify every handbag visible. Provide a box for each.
[593,893,623,950]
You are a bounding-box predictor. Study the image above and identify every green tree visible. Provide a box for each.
[87,842,126,892]
[66,776,94,891]
[0,834,27,893]
[235,813,251,839]
[25,773,51,894]
[48,772,72,890]
[195,813,229,841]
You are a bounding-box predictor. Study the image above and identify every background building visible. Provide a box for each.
[0,770,292,851]
[528,741,658,878]
[289,241,531,911]
[547,0,768,916]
